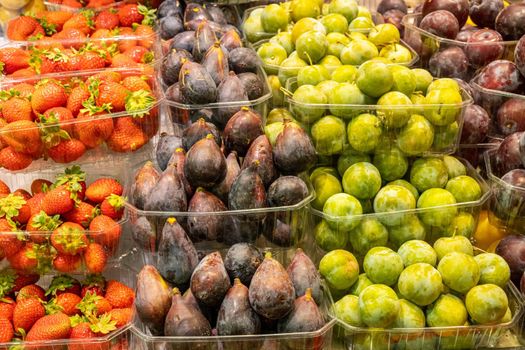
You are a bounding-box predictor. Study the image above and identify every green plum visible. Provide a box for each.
[410,93,426,114]
[319,55,342,68]
[266,107,294,124]
[323,193,363,231]
[261,4,289,33]
[349,217,389,255]
[474,253,511,288]
[389,65,416,96]
[311,172,342,210]
[337,149,370,176]
[433,121,459,151]
[310,166,339,181]
[438,252,480,293]
[433,235,473,261]
[321,13,348,33]
[367,23,400,47]
[328,83,366,119]
[417,188,457,228]
[359,284,400,328]
[297,65,330,87]
[443,156,467,181]
[424,88,463,126]
[350,273,374,296]
[445,212,476,237]
[326,32,351,57]
[243,15,265,43]
[268,75,285,106]
[291,84,327,123]
[373,143,408,181]
[328,0,358,22]
[363,246,404,286]
[347,113,382,153]
[373,185,416,226]
[397,240,437,267]
[356,60,393,98]
[359,198,373,214]
[315,219,348,251]
[466,284,508,325]
[334,294,364,326]
[340,39,379,66]
[349,32,368,41]
[311,115,346,155]
[387,179,419,202]
[343,162,382,199]
[445,175,482,203]
[376,91,412,128]
[388,215,426,248]
[379,43,413,63]
[278,55,307,85]
[426,294,468,327]
[397,114,435,156]
[348,17,375,30]
[427,78,460,93]
[265,122,285,146]
[412,68,433,93]
[291,17,326,43]
[290,0,321,22]
[257,42,288,67]
[398,263,443,306]
[410,157,448,192]
[357,5,372,19]
[296,31,327,64]
[316,79,339,97]
[319,249,360,291]
[269,32,294,56]
[331,65,358,83]
[393,299,426,328]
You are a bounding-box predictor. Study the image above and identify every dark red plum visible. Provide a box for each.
[164,288,212,336]
[460,104,490,144]
[495,132,524,175]
[429,46,469,79]
[477,60,525,94]
[420,10,459,39]
[495,3,525,40]
[469,0,504,29]
[144,165,187,212]
[383,9,405,35]
[377,0,408,14]
[497,98,525,136]
[496,235,525,285]
[228,161,267,211]
[169,31,195,53]
[184,134,227,189]
[161,49,193,86]
[277,288,325,334]
[187,188,227,242]
[217,279,261,335]
[455,28,478,42]
[182,118,222,152]
[466,29,504,68]
[131,216,156,252]
[158,0,182,18]
[132,161,160,210]
[183,3,212,31]
[156,133,182,172]
[515,35,525,77]
[216,72,249,126]
[168,148,193,198]
[287,249,322,304]
[422,0,469,27]
[223,107,264,157]
[266,219,293,247]
[224,243,263,286]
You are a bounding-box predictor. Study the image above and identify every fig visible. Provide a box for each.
[228,47,261,74]
[167,148,193,198]
[277,288,325,333]
[161,49,193,86]
[131,216,156,252]
[224,243,263,286]
[182,288,200,311]
[193,21,217,61]
[249,252,295,320]
[216,72,249,127]
[273,121,316,174]
[169,31,195,53]
[242,135,276,187]
[156,133,183,171]
[287,249,322,304]
[160,16,184,41]
[223,107,264,156]
[238,72,265,101]
[217,279,261,335]
[164,288,212,336]
[228,161,267,211]
[184,3,212,31]
[187,188,227,241]
[220,28,243,52]
[207,5,227,25]
[184,134,227,189]
[136,265,172,335]
[165,82,185,104]
[267,219,293,247]
[144,164,187,212]
[131,161,160,210]
[182,118,222,152]
[202,42,229,86]
[267,176,309,207]
[190,251,231,307]
[212,152,240,203]
[157,218,199,288]
[179,61,217,104]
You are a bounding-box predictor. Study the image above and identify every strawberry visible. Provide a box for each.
[104,280,134,309]
[78,51,106,71]
[89,215,121,252]
[67,85,91,117]
[52,253,82,273]
[0,219,23,257]
[26,193,46,216]
[31,179,52,195]
[78,291,112,316]
[41,185,75,215]
[27,211,62,243]
[0,147,33,171]
[0,297,15,321]
[63,201,97,228]
[12,296,45,333]
[16,284,46,302]
[26,312,71,341]
[1,120,43,156]
[0,194,31,225]
[10,67,37,79]
[84,243,107,274]
[51,222,88,255]
[134,24,155,49]
[95,10,119,30]
[85,179,122,204]
[100,194,125,220]
[36,11,73,32]
[54,292,81,316]
[46,275,81,297]
[117,4,156,27]
[108,308,132,327]
[69,321,97,340]
[53,165,86,201]
[48,138,86,164]
[106,116,148,152]
[110,53,139,68]
[92,71,122,84]
[123,46,151,63]
[2,97,33,123]
[11,83,35,99]
[42,107,75,136]
[74,113,114,149]
[116,28,137,53]
[0,48,30,75]
[31,81,68,115]
[81,274,105,298]
[13,189,31,201]
[61,0,83,7]
[30,54,60,75]
[0,180,10,197]
[0,318,13,342]
[8,243,38,272]
[53,28,87,49]
[63,11,95,35]
[96,82,129,113]
[7,16,45,41]
[121,76,151,92]
[11,273,40,293]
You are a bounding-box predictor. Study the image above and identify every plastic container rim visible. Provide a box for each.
[470,74,525,101]
[484,148,525,194]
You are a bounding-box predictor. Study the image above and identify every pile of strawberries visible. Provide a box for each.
[6,4,156,43]
[46,0,126,10]
[0,70,158,171]
[0,273,135,343]
[0,166,126,274]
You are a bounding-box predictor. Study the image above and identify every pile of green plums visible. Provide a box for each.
[310,155,484,252]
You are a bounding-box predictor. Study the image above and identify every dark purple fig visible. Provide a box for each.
[182,288,200,311]
[164,287,212,336]
[132,161,160,210]
[167,148,194,198]
[156,133,183,171]
[158,0,182,18]
[287,249,322,304]
[206,5,228,25]
[183,3,212,30]
[217,278,261,335]
[212,151,240,203]
[131,216,156,252]
[267,219,293,247]
[187,188,227,241]
[136,265,173,336]
[249,252,295,320]
[190,251,231,307]
[202,42,230,86]
[184,134,227,188]
[144,164,187,212]
[220,28,242,52]
[223,107,263,156]
[228,161,267,211]
[182,118,222,151]
[165,82,186,104]
[162,49,193,86]
[242,135,276,187]
[179,61,217,104]
[274,121,316,174]
[224,243,263,286]
[193,21,217,61]
[268,176,309,207]
[238,72,265,101]
[277,288,325,333]
[228,47,261,74]
[160,15,184,40]
[157,218,199,288]
[216,72,249,126]
[169,31,195,53]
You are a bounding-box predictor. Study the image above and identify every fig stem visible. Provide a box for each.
[167,217,177,224]
[264,251,272,259]
[175,147,184,153]
[233,278,242,285]
[305,288,313,301]
[172,287,180,295]
[206,134,215,140]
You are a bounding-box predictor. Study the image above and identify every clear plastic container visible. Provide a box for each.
[402,13,518,81]
[284,78,473,156]
[484,149,525,234]
[0,67,162,172]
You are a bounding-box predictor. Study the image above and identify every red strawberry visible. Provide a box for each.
[12,273,40,293]
[69,322,97,341]
[84,243,107,274]
[134,24,155,49]
[31,179,52,195]
[0,218,23,257]
[0,180,10,197]
[92,71,122,83]
[48,138,86,163]
[95,10,119,30]
[104,280,134,309]
[78,51,106,71]
[81,274,106,298]
[2,96,33,123]
[52,253,82,273]
[8,243,38,272]
[41,185,75,215]
[63,201,97,228]
[41,107,75,136]
[46,275,81,297]
[10,67,37,79]
[0,193,31,225]
[121,76,151,92]
[85,178,123,204]
[0,298,15,321]
[53,166,86,201]
[61,0,82,7]
[31,81,68,115]
[89,215,121,252]
[100,194,125,220]
[63,11,95,35]
[1,120,43,156]
[27,211,61,244]
[16,284,46,302]
[109,308,133,327]
[36,11,73,32]
[50,222,88,255]
[0,318,14,342]
[107,116,148,152]
[123,46,151,63]
[0,47,30,75]
[110,53,140,68]
[117,4,155,27]
[26,193,46,216]
[12,296,45,333]
[67,85,91,117]
[0,147,33,170]
[7,16,45,41]
[53,28,87,50]
[55,292,81,316]
[11,83,35,98]
[74,112,114,149]
[96,82,129,113]
[26,312,71,341]
[12,189,31,201]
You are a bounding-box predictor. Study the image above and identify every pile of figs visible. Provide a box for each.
[136,244,326,343]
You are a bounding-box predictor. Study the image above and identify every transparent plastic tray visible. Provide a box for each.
[0,261,135,349]
[44,0,129,12]
[307,157,490,259]
[402,13,518,81]
[162,64,272,126]
[285,78,473,156]
[0,67,162,172]
[331,252,523,350]
[484,149,525,234]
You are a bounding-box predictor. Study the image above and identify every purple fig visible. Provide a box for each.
[202,42,229,85]
[228,47,260,74]
[277,288,325,332]
[156,133,183,171]
[165,82,186,104]
[169,31,195,53]
[190,251,231,307]
[223,107,264,156]
[266,219,293,247]
[164,287,212,336]
[238,72,265,100]
[193,21,217,61]
[220,28,242,52]
[182,118,222,151]
[287,249,322,304]
[144,164,187,212]
[215,72,249,127]
[206,5,227,25]
[184,134,227,188]
[179,61,217,104]
[131,216,156,252]
[182,288,200,311]
[242,135,276,187]
[217,278,261,335]
[136,265,172,335]
[167,148,194,198]
[224,243,263,286]
[274,121,316,174]
[131,161,160,210]
[161,49,193,86]
[212,151,240,203]
[249,252,295,320]
[183,3,212,31]
[187,188,227,241]
[228,161,267,211]
[268,176,309,207]
[157,218,199,288]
